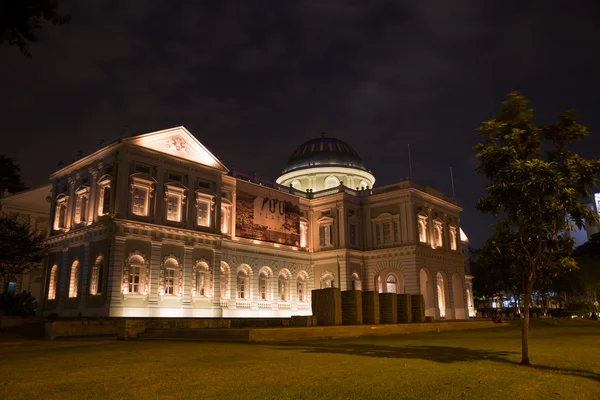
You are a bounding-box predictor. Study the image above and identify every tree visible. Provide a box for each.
[0,155,24,186]
[0,0,70,58]
[474,92,600,365]
[0,216,46,294]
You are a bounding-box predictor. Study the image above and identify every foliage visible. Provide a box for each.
[0,0,70,58]
[0,290,38,316]
[0,154,24,186]
[0,216,46,293]
[572,233,600,308]
[474,92,600,365]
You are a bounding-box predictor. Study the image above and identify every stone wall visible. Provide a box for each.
[411,294,426,323]
[379,293,398,324]
[341,290,363,325]
[45,319,118,340]
[397,294,412,323]
[311,287,342,326]
[362,291,380,325]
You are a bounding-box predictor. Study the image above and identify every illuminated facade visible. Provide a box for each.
[41,126,471,320]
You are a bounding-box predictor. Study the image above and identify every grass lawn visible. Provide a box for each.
[0,320,599,400]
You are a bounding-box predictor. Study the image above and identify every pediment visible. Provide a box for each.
[124,126,228,172]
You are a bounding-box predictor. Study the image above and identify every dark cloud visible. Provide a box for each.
[2,0,600,247]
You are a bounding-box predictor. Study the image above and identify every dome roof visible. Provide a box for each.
[281,135,369,174]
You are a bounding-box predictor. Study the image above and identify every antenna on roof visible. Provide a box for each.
[450,166,456,198]
[408,144,413,180]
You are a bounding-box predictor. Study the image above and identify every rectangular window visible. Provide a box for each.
[166,193,181,222]
[198,180,212,190]
[319,225,331,247]
[135,164,151,174]
[168,173,183,182]
[383,222,391,244]
[98,185,111,216]
[197,201,210,227]
[349,224,357,246]
[132,186,149,216]
[129,266,141,293]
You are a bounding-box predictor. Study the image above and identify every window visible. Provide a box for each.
[168,172,183,182]
[351,273,362,290]
[53,195,68,230]
[324,176,340,189]
[194,261,210,297]
[259,271,270,301]
[449,226,457,251]
[166,193,182,222]
[300,220,308,248]
[69,261,79,298]
[98,182,111,216]
[162,258,180,296]
[349,223,357,246]
[90,256,104,295]
[291,180,302,190]
[48,265,58,300]
[383,222,391,244]
[221,203,232,234]
[433,220,443,248]
[74,190,89,224]
[198,180,213,190]
[418,215,428,243]
[319,224,333,247]
[220,264,230,299]
[296,274,307,303]
[125,254,147,295]
[132,186,149,216]
[386,274,398,294]
[321,272,334,288]
[196,192,213,227]
[278,274,289,301]
[135,164,151,174]
[7,281,16,295]
[237,270,248,299]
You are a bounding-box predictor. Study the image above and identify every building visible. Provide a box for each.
[0,184,52,300]
[41,126,472,319]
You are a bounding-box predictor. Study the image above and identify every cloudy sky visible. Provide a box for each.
[2,0,600,247]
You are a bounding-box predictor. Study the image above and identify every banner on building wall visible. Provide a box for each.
[236,181,301,246]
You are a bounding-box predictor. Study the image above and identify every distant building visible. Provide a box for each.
[0,184,52,300]
[565,195,600,248]
[41,127,473,319]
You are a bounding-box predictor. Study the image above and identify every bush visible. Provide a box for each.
[0,291,38,316]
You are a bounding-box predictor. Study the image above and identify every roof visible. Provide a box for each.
[281,135,369,174]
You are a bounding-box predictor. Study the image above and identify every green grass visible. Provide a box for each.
[1,321,599,400]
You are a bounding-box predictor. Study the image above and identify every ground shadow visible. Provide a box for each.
[274,342,600,383]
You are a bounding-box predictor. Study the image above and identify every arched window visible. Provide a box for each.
[418,215,428,243]
[321,272,334,288]
[297,272,308,302]
[359,180,368,190]
[124,253,148,295]
[259,271,271,301]
[220,263,230,299]
[90,256,104,295]
[433,221,443,248]
[386,274,398,294]
[278,271,290,302]
[48,265,58,300]
[162,257,180,296]
[194,261,211,297]
[351,272,362,290]
[291,180,302,191]
[237,270,248,300]
[324,176,340,189]
[68,261,79,298]
[449,226,457,251]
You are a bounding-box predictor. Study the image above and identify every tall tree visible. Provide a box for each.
[474,92,600,365]
[0,216,46,293]
[0,155,24,186]
[0,0,70,58]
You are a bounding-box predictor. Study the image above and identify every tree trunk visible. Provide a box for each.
[521,286,532,365]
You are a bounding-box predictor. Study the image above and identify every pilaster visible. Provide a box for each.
[87,166,100,223]
[337,201,346,248]
[108,236,126,306]
[182,245,194,308]
[57,247,69,308]
[338,257,348,291]
[79,243,90,312]
[66,176,76,229]
[154,166,165,225]
[212,251,222,306]
[148,240,162,307]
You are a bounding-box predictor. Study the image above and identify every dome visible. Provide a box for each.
[281,135,369,175]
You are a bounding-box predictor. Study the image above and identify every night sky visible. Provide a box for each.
[2,1,600,248]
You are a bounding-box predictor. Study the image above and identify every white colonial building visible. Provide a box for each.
[41,127,473,319]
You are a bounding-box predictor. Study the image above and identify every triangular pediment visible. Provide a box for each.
[124,126,228,172]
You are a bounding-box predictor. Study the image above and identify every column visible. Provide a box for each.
[66,176,77,229]
[338,258,348,291]
[215,180,223,235]
[153,166,164,225]
[79,243,91,313]
[308,210,315,251]
[427,206,434,247]
[57,247,69,308]
[87,166,100,223]
[337,201,346,248]
[182,245,193,308]
[230,189,237,237]
[148,240,162,307]
[212,251,222,306]
[108,236,126,306]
